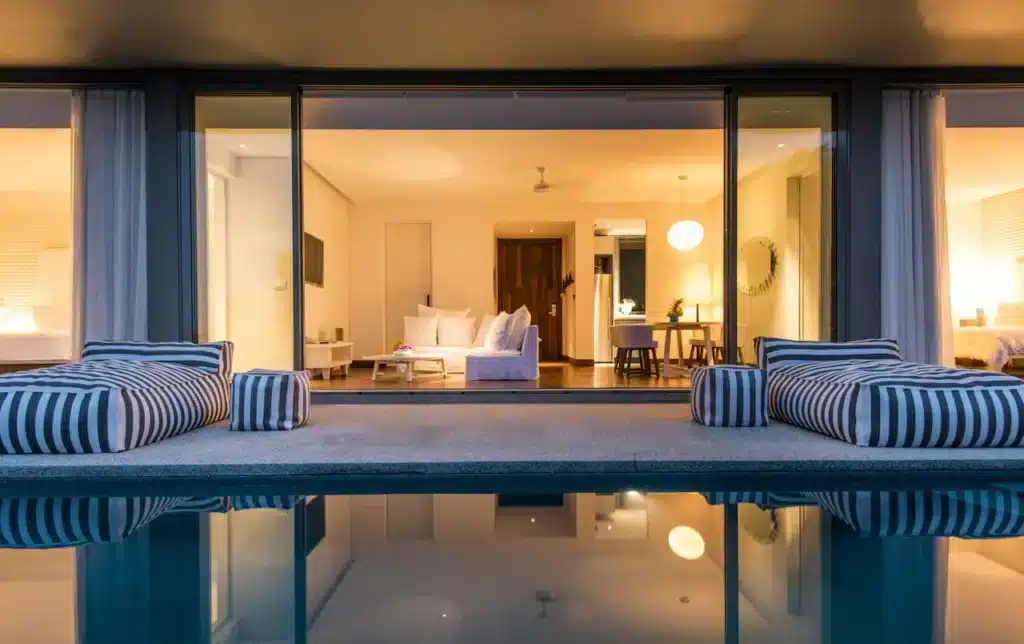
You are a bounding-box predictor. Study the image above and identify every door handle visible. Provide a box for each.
[550,304,557,317]
[426,294,431,306]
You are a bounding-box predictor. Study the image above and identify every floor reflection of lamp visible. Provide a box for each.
[684,262,713,323]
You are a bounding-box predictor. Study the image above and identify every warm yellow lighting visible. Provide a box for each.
[0,307,37,334]
[626,490,643,499]
[667,221,704,251]
[668,525,706,560]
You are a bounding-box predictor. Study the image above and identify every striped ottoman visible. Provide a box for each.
[230,370,311,431]
[691,365,768,427]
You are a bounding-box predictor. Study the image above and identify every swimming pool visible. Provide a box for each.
[1,480,1021,642]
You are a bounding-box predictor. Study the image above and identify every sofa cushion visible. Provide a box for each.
[438,316,476,346]
[755,337,902,373]
[484,312,511,351]
[503,306,532,351]
[418,304,469,319]
[474,314,497,347]
[404,315,439,347]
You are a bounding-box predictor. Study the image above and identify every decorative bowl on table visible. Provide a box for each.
[393,344,414,356]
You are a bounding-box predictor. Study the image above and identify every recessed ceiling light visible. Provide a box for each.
[530,517,536,523]
[239,144,248,150]
[776,143,786,148]
[529,229,535,233]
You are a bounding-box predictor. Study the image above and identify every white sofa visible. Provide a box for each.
[466,325,540,381]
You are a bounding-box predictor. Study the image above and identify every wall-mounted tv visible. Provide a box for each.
[304,233,324,287]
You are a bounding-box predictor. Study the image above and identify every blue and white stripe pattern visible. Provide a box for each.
[700,491,813,509]
[691,366,768,427]
[0,496,184,548]
[0,359,230,453]
[82,340,233,376]
[167,496,231,513]
[230,370,311,431]
[231,495,304,510]
[809,490,1024,538]
[768,359,1024,447]
[755,337,903,372]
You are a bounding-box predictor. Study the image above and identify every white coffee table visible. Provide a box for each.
[365,353,448,383]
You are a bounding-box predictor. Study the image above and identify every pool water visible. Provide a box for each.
[2,485,1023,643]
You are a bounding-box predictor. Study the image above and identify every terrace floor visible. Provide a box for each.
[0,405,1022,491]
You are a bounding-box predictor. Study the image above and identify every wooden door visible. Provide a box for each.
[496,238,562,361]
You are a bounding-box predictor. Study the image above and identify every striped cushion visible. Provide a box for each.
[691,366,768,427]
[0,496,184,548]
[230,370,311,431]
[809,490,1024,537]
[231,495,304,510]
[769,359,1024,447]
[755,337,902,372]
[167,496,231,513]
[0,360,230,453]
[82,340,234,376]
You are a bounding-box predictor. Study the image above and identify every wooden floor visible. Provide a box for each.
[310,362,690,391]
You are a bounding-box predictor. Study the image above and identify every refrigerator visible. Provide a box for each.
[594,272,614,363]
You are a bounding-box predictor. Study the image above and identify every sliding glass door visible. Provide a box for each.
[194,95,299,372]
[729,94,835,363]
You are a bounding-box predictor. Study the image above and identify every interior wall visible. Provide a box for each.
[0,549,75,643]
[0,192,72,336]
[346,201,725,360]
[946,200,986,321]
[302,165,351,342]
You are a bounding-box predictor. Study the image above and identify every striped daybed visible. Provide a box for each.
[0,496,185,548]
[757,338,1024,447]
[0,341,232,454]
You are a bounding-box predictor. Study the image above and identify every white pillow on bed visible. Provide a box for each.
[438,316,476,347]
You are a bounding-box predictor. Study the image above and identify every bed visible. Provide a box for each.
[0,340,232,454]
[758,338,1024,447]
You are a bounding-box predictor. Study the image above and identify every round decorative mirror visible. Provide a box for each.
[738,236,778,296]
[739,505,779,545]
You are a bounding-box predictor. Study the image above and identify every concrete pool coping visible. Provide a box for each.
[0,404,1022,483]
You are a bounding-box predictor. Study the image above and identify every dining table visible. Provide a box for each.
[651,321,722,377]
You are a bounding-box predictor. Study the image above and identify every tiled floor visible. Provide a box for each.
[310,362,690,391]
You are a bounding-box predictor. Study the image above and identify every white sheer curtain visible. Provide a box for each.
[880,89,954,365]
[72,89,147,349]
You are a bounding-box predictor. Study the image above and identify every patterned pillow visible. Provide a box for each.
[81,340,234,375]
[754,337,902,372]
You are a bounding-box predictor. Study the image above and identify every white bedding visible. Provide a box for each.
[0,332,71,363]
[952,326,1024,369]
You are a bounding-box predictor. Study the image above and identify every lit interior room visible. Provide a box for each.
[944,90,1024,374]
[0,90,73,371]
[195,92,833,391]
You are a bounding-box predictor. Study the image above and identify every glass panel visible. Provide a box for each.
[942,89,1024,371]
[736,503,824,643]
[736,96,834,361]
[301,90,724,390]
[195,96,295,371]
[0,90,73,368]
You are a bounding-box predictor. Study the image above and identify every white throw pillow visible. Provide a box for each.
[503,305,532,351]
[404,315,439,347]
[438,316,476,347]
[418,304,470,319]
[474,314,497,347]
[484,312,511,351]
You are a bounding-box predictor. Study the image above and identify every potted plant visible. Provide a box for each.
[667,298,685,323]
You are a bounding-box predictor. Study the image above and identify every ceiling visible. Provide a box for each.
[944,128,1024,204]
[5,1,1024,67]
[0,128,71,194]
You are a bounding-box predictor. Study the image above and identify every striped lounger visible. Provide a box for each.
[0,341,232,454]
[0,496,185,548]
[757,337,1024,447]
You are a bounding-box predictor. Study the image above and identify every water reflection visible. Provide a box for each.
[0,488,1021,642]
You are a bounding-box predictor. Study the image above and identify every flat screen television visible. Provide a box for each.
[304,233,324,287]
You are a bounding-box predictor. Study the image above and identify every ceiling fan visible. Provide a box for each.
[533,166,552,194]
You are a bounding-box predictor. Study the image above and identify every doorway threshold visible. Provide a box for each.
[311,388,689,405]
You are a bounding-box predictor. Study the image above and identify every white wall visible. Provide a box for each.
[303,166,351,342]
[0,549,75,643]
[347,201,725,360]
[946,200,986,320]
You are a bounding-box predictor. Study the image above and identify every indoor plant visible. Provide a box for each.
[667,298,685,323]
